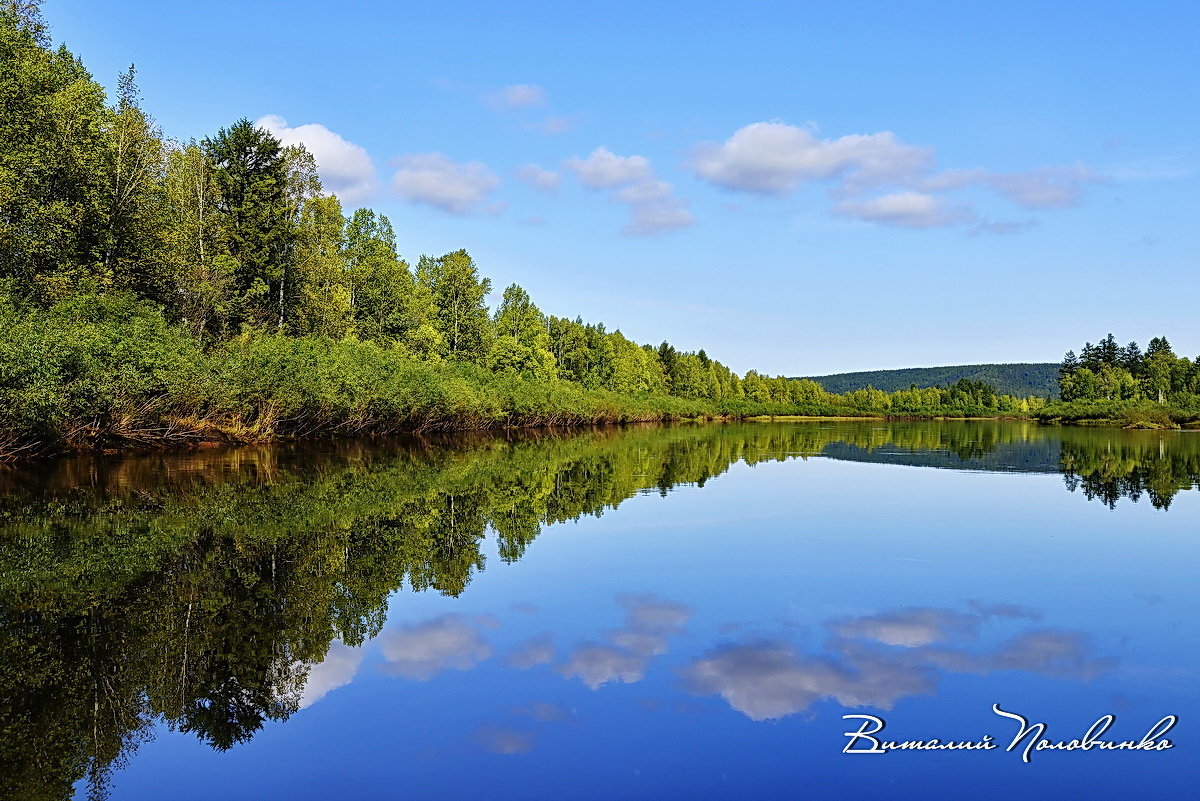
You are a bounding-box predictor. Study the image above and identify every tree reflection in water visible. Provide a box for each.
[0,421,1194,798]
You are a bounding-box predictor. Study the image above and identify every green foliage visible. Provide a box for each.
[0,4,113,298]
[0,291,203,449]
[289,194,353,337]
[1056,333,1200,420]
[202,119,294,328]
[427,249,493,362]
[489,284,556,379]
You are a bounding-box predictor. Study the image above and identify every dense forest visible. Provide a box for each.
[1035,334,1200,427]
[0,3,1057,458]
[803,363,1059,399]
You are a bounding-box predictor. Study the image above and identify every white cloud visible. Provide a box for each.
[558,644,648,689]
[917,629,1114,678]
[488,84,548,111]
[613,179,673,204]
[692,122,932,196]
[683,642,936,721]
[565,147,654,189]
[917,165,1102,211]
[392,153,501,215]
[379,614,495,680]
[690,120,1104,232]
[559,595,693,687]
[257,114,377,203]
[516,163,561,194]
[565,147,694,236]
[685,605,1114,721]
[833,191,973,229]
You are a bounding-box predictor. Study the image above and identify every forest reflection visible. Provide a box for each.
[1,420,1196,799]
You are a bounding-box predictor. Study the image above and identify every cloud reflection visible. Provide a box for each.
[832,608,979,647]
[508,634,556,669]
[559,595,693,689]
[298,641,365,709]
[474,725,536,755]
[684,606,1114,721]
[379,614,497,680]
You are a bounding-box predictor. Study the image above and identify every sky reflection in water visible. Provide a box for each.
[1,421,1195,799]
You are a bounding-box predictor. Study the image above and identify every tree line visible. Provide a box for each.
[1058,334,1200,405]
[0,2,763,397]
[0,3,1051,457]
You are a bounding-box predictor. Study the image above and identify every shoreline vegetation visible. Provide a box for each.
[0,4,1047,461]
[0,289,1050,460]
[1,4,1196,461]
[1033,333,1200,430]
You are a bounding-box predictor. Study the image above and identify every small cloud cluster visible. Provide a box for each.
[690,120,1103,231]
[257,114,377,203]
[684,605,1114,721]
[692,122,932,196]
[565,147,694,236]
[832,607,980,647]
[508,633,556,669]
[392,153,501,215]
[987,165,1102,209]
[558,594,693,688]
[832,192,973,231]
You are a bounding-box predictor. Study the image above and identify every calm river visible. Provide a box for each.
[2,421,1197,799]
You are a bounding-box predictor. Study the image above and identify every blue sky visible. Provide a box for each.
[50,0,1198,374]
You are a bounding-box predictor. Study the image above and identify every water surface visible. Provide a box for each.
[2,421,1197,799]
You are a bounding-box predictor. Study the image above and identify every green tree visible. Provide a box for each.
[1144,337,1176,404]
[102,65,167,299]
[489,284,556,378]
[427,249,492,362]
[345,209,417,343]
[203,119,294,328]
[290,195,353,337]
[0,2,111,299]
[161,142,233,335]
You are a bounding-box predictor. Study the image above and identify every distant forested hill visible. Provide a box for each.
[799,364,1059,398]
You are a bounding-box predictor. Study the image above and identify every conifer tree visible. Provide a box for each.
[203,119,294,328]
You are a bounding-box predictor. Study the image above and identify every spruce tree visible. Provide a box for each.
[203,119,293,328]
